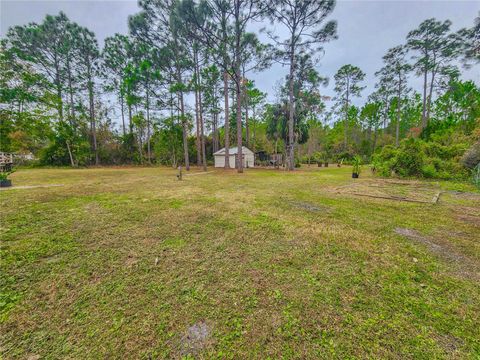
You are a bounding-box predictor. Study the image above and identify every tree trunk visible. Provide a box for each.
[221,11,230,169]
[234,3,243,173]
[287,42,296,171]
[138,125,144,164]
[426,68,436,125]
[194,56,202,166]
[54,54,63,122]
[88,68,99,166]
[245,100,249,148]
[235,78,243,173]
[56,85,63,121]
[67,57,75,125]
[252,106,257,152]
[195,93,201,166]
[180,89,189,171]
[120,92,126,137]
[171,91,178,167]
[213,112,219,153]
[223,71,230,169]
[146,78,152,163]
[194,48,207,171]
[421,67,428,128]
[244,70,249,148]
[396,76,401,147]
[65,55,76,168]
[275,139,279,169]
[128,102,133,134]
[344,77,349,149]
[66,140,75,167]
[199,95,207,171]
[174,46,189,171]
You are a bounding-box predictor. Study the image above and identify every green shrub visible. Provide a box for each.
[0,170,14,181]
[421,163,437,178]
[392,139,425,177]
[352,155,362,174]
[39,140,90,166]
[300,154,315,164]
[424,141,468,160]
[333,150,354,164]
[372,137,470,180]
[377,145,398,161]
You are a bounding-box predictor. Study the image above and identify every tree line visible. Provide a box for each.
[1,1,478,173]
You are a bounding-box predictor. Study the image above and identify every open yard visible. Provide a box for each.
[1,166,479,359]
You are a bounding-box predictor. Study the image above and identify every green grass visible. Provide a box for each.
[1,166,479,359]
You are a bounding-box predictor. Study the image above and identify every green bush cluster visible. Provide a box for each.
[299,152,332,165]
[299,155,314,164]
[333,150,355,164]
[372,138,469,180]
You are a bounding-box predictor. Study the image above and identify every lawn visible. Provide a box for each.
[1,166,479,359]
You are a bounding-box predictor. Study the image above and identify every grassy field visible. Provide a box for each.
[1,166,479,359]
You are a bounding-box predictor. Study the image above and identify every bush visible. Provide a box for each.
[421,163,437,178]
[392,139,425,177]
[461,141,480,169]
[372,145,398,176]
[334,150,354,164]
[372,137,470,180]
[39,140,90,166]
[0,169,15,181]
[352,155,362,174]
[300,154,315,164]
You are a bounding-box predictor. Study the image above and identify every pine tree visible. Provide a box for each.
[333,64,365,149]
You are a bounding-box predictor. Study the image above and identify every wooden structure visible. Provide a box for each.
[0,152,13,172]
[270,153,283,167]
[253,152,284,167]
[255,151,268,162]
[213,146,255,168]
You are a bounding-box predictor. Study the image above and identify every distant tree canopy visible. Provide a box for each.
[1,6,479,179]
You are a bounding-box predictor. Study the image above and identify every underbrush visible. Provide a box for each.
[372,136,474,182]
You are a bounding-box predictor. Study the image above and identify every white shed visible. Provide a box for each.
[213,146,255,168]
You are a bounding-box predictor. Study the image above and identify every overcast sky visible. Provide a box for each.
[1,0,479,120]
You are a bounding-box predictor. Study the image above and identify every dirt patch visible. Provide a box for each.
[335,180,440,204]
[0,184,64,191]
[125,254,138,268]
[288,200,328,213]
[457,214,480,226]
[395,228,443,251]
[446,190,480,200]
[180,321,211,356]
[184,171,215,176]
[434,333,464,355]
[455,206,480,227]
[395,228,479,281]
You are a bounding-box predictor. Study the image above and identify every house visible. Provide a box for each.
[213,146,255,168]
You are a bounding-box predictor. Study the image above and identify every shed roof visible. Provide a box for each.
[213,146,253,156]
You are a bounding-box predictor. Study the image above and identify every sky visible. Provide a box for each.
[1,0,479,122]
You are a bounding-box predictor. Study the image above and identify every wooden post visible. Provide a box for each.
[177,166,183,181]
